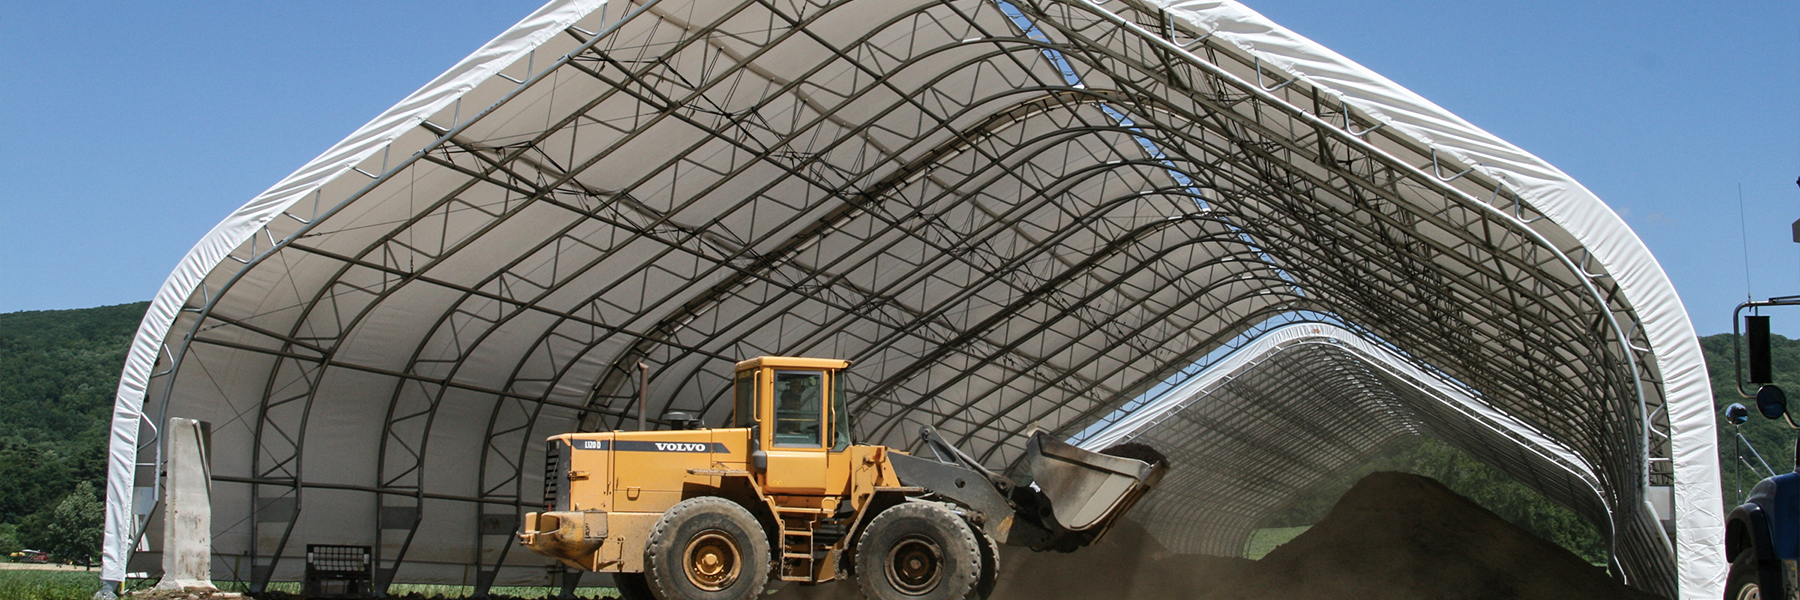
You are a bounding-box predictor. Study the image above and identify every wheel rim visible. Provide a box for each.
[885,534,944,595]
[1737,582,1760,600]
[683,530,742,591]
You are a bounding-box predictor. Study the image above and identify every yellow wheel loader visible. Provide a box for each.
[519,356,1166,600]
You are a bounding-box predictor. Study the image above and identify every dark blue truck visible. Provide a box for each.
[1725,307,1800,600]
[1726,469,1798,599]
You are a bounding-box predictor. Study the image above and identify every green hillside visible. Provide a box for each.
[1700,332,1800,503]
[1257,434,1608,562]
[0,302,147,557]
[1257,332,1800,563]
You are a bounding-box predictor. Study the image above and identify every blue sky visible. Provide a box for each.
[2,0,1797,337]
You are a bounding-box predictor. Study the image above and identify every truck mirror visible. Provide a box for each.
[1756,384,1788,420]
[1726,403,1751,425]
[749,424,767,472]
[1748,315,1773,384]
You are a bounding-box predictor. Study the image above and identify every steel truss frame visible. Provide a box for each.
[122,0,1679,596]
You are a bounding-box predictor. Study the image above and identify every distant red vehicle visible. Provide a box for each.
[9,550,50,563]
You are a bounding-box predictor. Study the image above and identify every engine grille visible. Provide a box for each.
[543,440,570,511]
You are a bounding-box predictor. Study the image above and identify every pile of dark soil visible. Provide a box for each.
[783,471,1664,600]
[1199,471,1663,600]
[770,519,1249,600]
[253,472,1658,600]
[989,519,1251,600]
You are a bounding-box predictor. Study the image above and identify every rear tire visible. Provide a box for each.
[644,497,771,600]
[1726,546,1761,600]
[854,502,981,600]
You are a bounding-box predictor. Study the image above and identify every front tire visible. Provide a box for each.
[644,497,771,600]
[1727,546,1762,600]
[974,528,999,600]
[854,502,981,600]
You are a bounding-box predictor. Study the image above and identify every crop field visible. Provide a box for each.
[0,569,101,600]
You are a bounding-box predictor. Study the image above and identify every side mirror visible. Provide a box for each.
[1756,384,1788,421]
[1727,403,1751,425]
[1749,315,1774,384]
[749,424,767,472]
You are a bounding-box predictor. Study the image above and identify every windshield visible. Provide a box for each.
[772,370,823,447]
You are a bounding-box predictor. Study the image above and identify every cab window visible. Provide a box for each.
[772,370,823,447]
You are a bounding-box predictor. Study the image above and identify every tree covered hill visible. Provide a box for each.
[1700,331,1800,501]
[0,302,145,545]
[1,301,1798,561]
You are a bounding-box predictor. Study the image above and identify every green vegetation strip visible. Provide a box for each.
[0,569,625,600]
[0,570,100,600]
[1243,526,1309,560]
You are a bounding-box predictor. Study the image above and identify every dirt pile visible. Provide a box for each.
[776,472,1662,599]
[767,519,1249,600]
[1200,471,1662,600]
[310,470,1648,600]
[989,518,1252,600]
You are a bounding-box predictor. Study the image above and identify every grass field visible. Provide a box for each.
[0,569,623,600]
[0,569,102,600]
[1242,525,1310,560]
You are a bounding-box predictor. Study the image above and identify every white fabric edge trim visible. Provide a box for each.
[100,0,608,582]
[1136,2,1720,597]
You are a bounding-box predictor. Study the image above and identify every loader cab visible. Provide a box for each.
[733,357,852,495]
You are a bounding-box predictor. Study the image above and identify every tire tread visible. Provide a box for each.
[853,501,982,600]
[643,496,770,600]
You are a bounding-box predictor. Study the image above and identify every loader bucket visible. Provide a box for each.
[1022,431,1166,533]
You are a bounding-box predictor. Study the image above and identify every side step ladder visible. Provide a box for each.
[774,507,828,581]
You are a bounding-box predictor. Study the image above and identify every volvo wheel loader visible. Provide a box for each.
[518,356,1166,600]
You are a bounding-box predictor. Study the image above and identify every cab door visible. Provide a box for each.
[823,371,855,496]
[761,369,828,494]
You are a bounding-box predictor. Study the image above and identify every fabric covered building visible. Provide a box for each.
[102,0,1721,597]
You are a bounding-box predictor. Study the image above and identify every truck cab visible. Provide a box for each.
[734,356,856,497]
[1724,310,1800,600]
[1727,470,1800,600]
